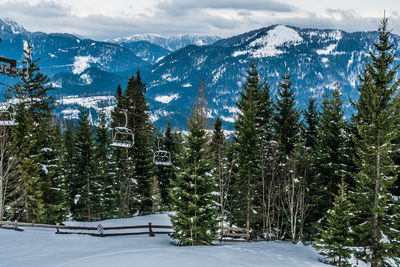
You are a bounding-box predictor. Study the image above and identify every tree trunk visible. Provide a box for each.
[372,136,380,267]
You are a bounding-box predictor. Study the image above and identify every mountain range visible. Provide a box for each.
[1,18,399,130]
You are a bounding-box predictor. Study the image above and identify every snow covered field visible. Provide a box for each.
[0,214,329,267]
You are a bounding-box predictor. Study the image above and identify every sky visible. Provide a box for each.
[0,0,399,40]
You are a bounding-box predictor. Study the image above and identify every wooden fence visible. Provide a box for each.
[219,226,250,242]
[1,220,250,242]
[0,221,173,237]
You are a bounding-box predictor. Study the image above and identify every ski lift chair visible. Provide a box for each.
[153,149,172,166]
[111,126,134,148]
[0,110,16,126]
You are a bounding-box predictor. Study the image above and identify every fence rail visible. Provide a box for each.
[0,220,173,237]
[0,220,250,242]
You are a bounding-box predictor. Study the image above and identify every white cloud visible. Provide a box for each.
[0,0,399,40]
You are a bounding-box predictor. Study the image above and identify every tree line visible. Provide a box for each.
[0,17,399,267]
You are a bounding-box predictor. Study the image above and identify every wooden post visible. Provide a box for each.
[56,223,60,234]
[149,222,155,237]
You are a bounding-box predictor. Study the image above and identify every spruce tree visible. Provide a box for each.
[7,44,61,223]
[245,77,276,238]
[63,121,76,216]
[210,117,229,231]
[273,66,300,157]
[71,108,100,221]
[170,81,218,246]
[95,108,117,219]
[304,97,319,150]
[155,120,179,207]
[315,177,355,267]
[352,16,400,266]
[310,86,351,234]
[10,106,44,222]
[233,61,262,231]
[40,124,66,223]
[122,72,154,214]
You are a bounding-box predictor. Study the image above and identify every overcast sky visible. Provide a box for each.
[0,0,399,40]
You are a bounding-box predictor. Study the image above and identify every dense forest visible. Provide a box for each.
[0,17,399,267]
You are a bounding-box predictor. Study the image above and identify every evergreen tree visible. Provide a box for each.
[352,16,400,266]
[7,44,62,223]
[310,86,351,234]
[233,62,262,231]
[41,124,66,223]
[63,121,75,216]
[110,84,134,217]
[10,106,43,222]
[273,66,300,157]
[315,177,355,267]
[304,97,319,150]
[95,108,117,219]
[170,81,218,246]
[71,108,100,221]
[120,72,154,214]
[155,120,179,207]
[255,78,275,238]
[210,117,229,230]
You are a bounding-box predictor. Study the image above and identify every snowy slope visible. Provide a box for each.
[0,214,329,267]
[110,34,221,51]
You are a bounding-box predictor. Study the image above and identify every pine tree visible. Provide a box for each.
[155,120,179,207]
[233,61,262,231]
[40,124,66,223]
[302,97,320,238]
[352,16,400,266]
[63,121,76,216]
[71,108,100,221]
[273,66,300,157]
[255,78,275,238]
[10,106,44,222]
[315,177,355,267]
[120,72,154,214]
[310,86,351,234]
[170,80,218,246]
[304,97,319,150]
[210,117,229,232]
[7,44,60,223]
[95,108,117,219]
[110,84,135,217]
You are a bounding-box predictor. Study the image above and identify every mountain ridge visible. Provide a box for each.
[1,19,399,130]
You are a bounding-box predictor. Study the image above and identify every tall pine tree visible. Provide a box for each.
[233,62,262,232]
[170,80,218,246]
[352,16,400,266]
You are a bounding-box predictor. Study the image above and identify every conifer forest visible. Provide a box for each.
[1,16,400,267]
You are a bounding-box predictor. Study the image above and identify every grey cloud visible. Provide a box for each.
[1,1,399,41]
[0,0,71,19]
[157,0,294,13]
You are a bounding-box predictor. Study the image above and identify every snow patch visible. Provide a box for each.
[72,56,99,75]
[161,73,179,82]
[155,93,179,104]
[79,73,93,85]
[150,110,174,122]
[233,25,303,58]
[220,115,236,123]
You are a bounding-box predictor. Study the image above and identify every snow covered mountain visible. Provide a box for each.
[0,18,26,34]
[110,33,221,51]
[2,19,400,130]
[143,25,400,129]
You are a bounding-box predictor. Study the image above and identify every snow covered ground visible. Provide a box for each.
[0,214,329,267]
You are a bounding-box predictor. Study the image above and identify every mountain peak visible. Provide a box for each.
[0,18,26,34]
